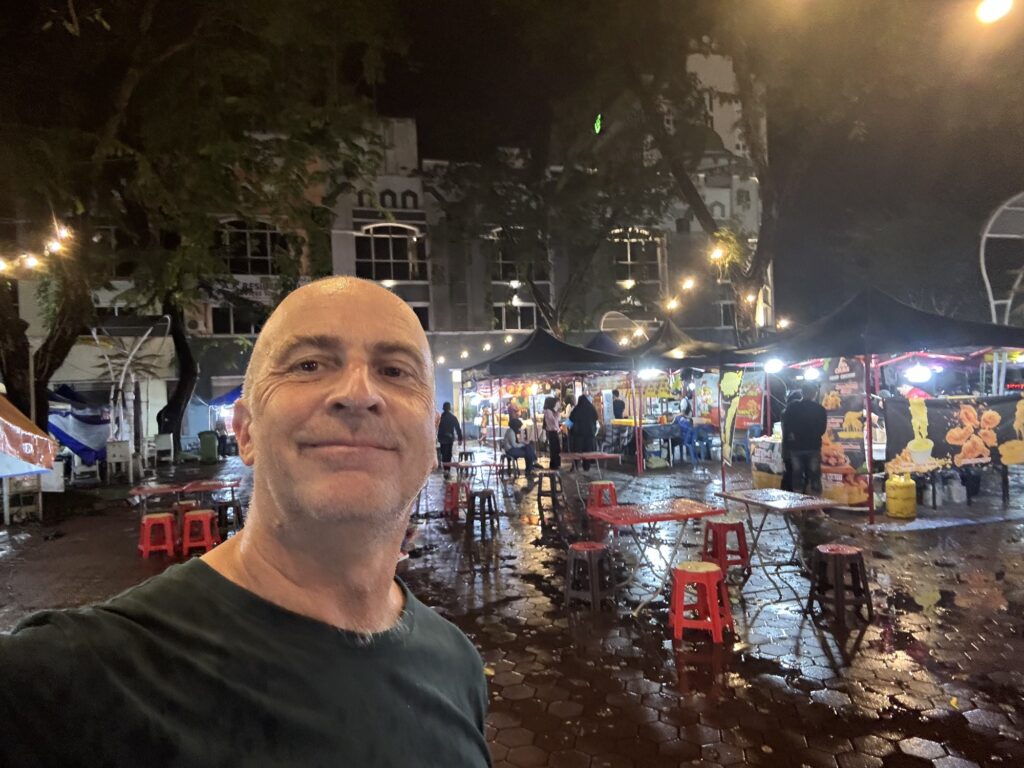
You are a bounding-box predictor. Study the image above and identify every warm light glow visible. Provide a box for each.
[632,326,645,338]
[803,367,821,381]
[620,279,636,290]
[45,239,63,254]
[905,363,933,383]
[483,343,492,352]
[529,383,539,395]
[24,255,40,269]
[381,279,396,288]
[977,0,1013,23]
[745,293,756,304]
[460,349,469,359]
[55,225,71,240]
[618,336,630,346]
[504,335,513,344]
[509,279,521,289]
[665,297,680,311]
[511,295,523,307]
[0,259,7,272]
[436,355,446,365]
[777,317,791,329]
[764,358,785,374]
[709,247,724,262]
[638,368,661,381]
[681,277,696,291]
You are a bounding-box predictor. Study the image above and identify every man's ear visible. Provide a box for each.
[233,400,256,467]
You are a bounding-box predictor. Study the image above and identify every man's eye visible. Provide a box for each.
[295,360,320,373]
[380,366,406,378]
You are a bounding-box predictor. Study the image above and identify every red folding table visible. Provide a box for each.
[588,499,725,612]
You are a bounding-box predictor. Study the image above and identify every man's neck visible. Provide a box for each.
[203,510,406,635]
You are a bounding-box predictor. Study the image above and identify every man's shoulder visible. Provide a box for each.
[404,588,482,669]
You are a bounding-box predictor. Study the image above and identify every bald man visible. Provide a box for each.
[0,278,491,767]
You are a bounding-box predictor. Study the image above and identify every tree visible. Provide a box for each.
[0,0,397,429]
[429,102,681,338]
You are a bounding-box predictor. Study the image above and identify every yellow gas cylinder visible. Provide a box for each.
[885,474,917,519]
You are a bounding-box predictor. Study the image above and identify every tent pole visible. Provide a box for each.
[494,378,501,459]
[764,370,772,433]
[864,353,876,525]
[719,368,726,492]
[2,477,10,527]
[631,371,643,475]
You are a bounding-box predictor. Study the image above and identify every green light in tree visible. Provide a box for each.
[593,114,602,135]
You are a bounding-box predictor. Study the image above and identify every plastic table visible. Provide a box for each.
[588,499,725,612]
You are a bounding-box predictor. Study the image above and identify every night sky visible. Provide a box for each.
[376,1,1024,320]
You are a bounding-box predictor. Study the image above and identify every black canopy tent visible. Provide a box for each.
[722,288,1024,364]
[463,329,636,461]
[717,287,1024,522]
[585,331,626,355]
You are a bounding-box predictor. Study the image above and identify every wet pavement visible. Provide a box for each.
[3,455,1024,767]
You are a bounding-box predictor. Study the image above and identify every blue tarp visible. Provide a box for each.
[208,386,243,407]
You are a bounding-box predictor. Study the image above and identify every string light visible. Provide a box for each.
[745,293,756,304]
[45,239,63,254]
[632,326,645,338]
[460,349,469,359]
[504,335,513,344]
[0,258,7,272]
[665,297,680,311]
[618,336,629,346]
[56,224,72,240]
[709,247,724,262]
[482,343,492,352]
[24,255,40,269]
[436,355,446,365]
[681,277,695,290]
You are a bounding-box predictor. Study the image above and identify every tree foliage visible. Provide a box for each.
[0,0,397,427]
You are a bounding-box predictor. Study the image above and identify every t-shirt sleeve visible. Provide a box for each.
[0,612,80,764]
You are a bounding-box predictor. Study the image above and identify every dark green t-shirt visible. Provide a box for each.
[0,559,491,767]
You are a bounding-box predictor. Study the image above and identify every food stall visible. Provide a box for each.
[720,287,1024,522]
[2,394,58,525]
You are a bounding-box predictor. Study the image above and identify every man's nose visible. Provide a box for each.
[324,362,385,413]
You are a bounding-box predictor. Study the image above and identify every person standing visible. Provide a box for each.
[779,389,804,491]
[437,402,463,478]
[569,394,599,470]
[781,383,827,494]
[542,396,561,469]
[611,389,626,420]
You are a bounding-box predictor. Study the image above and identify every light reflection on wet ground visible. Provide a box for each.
[2,457,1023,766]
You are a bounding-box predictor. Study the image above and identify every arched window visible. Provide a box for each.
[710,201,727,220]
[354,223,427,281]
[609,227,661,284]
[379,190,397,209]
[356,190,372,208]
[401,190,419,210]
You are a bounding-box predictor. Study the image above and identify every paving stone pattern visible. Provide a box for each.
[2,456,1024,767]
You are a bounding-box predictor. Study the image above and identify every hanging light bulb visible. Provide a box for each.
[436,355,446,365]
[665,297,680,311]
[504,335,513,344]
[803,367,821,381]
[905,362,932,383]
[482,343,492,352]
[23,254,40,269]
[764,358,785,374]
[45,239,63,254]
[459,349,469,359]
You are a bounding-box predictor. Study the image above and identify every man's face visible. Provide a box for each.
[234,280,435,526]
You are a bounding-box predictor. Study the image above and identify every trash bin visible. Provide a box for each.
[198,431,220,464]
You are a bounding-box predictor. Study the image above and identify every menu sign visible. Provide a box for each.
[818,357,870,506]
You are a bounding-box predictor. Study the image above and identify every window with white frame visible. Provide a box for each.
[493,302,537,331]
[719,301,736,329]
[485,229,549,283]
[610,227,661,284]
[354,224,427,281]
[210,304,269,335]
[215,220,285,275]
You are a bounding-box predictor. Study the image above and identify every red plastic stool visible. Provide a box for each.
[138,513,177,558]
[587,481,618,509]
[182,509,220,555]
[670,561,734,643]
[701,520,751,578]
[443,481,470,520]
[173,499,199,512]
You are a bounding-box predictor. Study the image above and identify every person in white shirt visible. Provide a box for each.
[542,397,561,469]
[502,417,541,472]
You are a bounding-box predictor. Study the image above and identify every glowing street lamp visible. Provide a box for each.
[681,277,696,291]
[665,297,680,311]
[709,247,724,262]
[977,0,1013,23]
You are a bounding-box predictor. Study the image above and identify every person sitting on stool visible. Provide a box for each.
[502,417,541,473]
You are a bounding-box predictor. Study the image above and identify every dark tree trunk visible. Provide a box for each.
[157,294,198,452]
[0,288,32,419]
[32,274,93,431]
